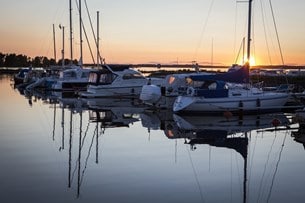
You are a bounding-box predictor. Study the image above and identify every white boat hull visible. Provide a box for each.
[173,92,289,113]
[82,84,143,98]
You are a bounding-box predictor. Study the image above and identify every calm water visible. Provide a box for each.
[1,74,305,203]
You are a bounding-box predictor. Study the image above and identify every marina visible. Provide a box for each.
[1,0,305,202]
[1,72,305,203]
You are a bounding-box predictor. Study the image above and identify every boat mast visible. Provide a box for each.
[247,0,253,64]
[97,11,100,68]
[60,25,65,68]
[69,0,73,65]
[79,0,83,68]
[53,24,57,63]
[244,1,252,200]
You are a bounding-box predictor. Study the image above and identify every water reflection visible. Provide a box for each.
[88,98,144,130]
[292,115,305,148]
[4,76,305,203]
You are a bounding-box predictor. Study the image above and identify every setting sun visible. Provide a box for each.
[249,56,256,66]
[240,56,256,66]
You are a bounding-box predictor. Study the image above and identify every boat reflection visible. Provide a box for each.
[292,113,305,148]
[142,110,291,140]
[89,108,141,129]
[86,97,145,129]
[13,85,305,202]
[141,110,293,203]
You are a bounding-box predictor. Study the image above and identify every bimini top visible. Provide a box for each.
[188,64,249,84]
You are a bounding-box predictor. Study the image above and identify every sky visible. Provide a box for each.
[1,0,305,66]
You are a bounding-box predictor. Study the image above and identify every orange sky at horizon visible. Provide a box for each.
[1,0,305,66]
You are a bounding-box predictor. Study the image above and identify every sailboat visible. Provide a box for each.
[173,0,289,114]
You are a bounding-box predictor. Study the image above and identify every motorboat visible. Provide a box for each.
[14,67,31,85]
[80,64,163,98]
[26,66,91,91]
[50,66,91,91]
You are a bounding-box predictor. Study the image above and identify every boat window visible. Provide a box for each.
[185,77,193,85]
[88,73,98,83]
[99,73,115,84]
[123,114,140,119]
[122,72,145,80]
[208,82,217,90]
[193,81,205,88]
[185,78,205,88]
[168,76,176,85]
[99,111,113,119]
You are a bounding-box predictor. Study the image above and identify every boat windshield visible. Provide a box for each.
[61,70,76,79]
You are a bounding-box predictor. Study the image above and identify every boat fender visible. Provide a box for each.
[187,87,195,96]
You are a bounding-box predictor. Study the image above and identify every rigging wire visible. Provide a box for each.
[74,0,96,64]
[259,0,273,65]
[266,130,288,203]
[256,133,277,203]
[81,117,91,147]
[193,0,215,62]
[234,37,245,64]
[186,145,205,203]
[80,128,97,185]
[268,0,285,65]
[268,0,289,86]
[84,0,103,63]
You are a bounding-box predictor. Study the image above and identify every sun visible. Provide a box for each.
[249,56,256,66]
[240,56,256,66]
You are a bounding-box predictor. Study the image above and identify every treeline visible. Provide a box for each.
[0,52,78,67]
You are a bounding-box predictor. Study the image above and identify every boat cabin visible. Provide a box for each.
[88,65,146,86]
[59,67,90,80]
[186,80,229,98]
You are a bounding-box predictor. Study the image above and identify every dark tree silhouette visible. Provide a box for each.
[0,52,78,67]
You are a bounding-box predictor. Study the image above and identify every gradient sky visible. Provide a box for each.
[1,0,305,66]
